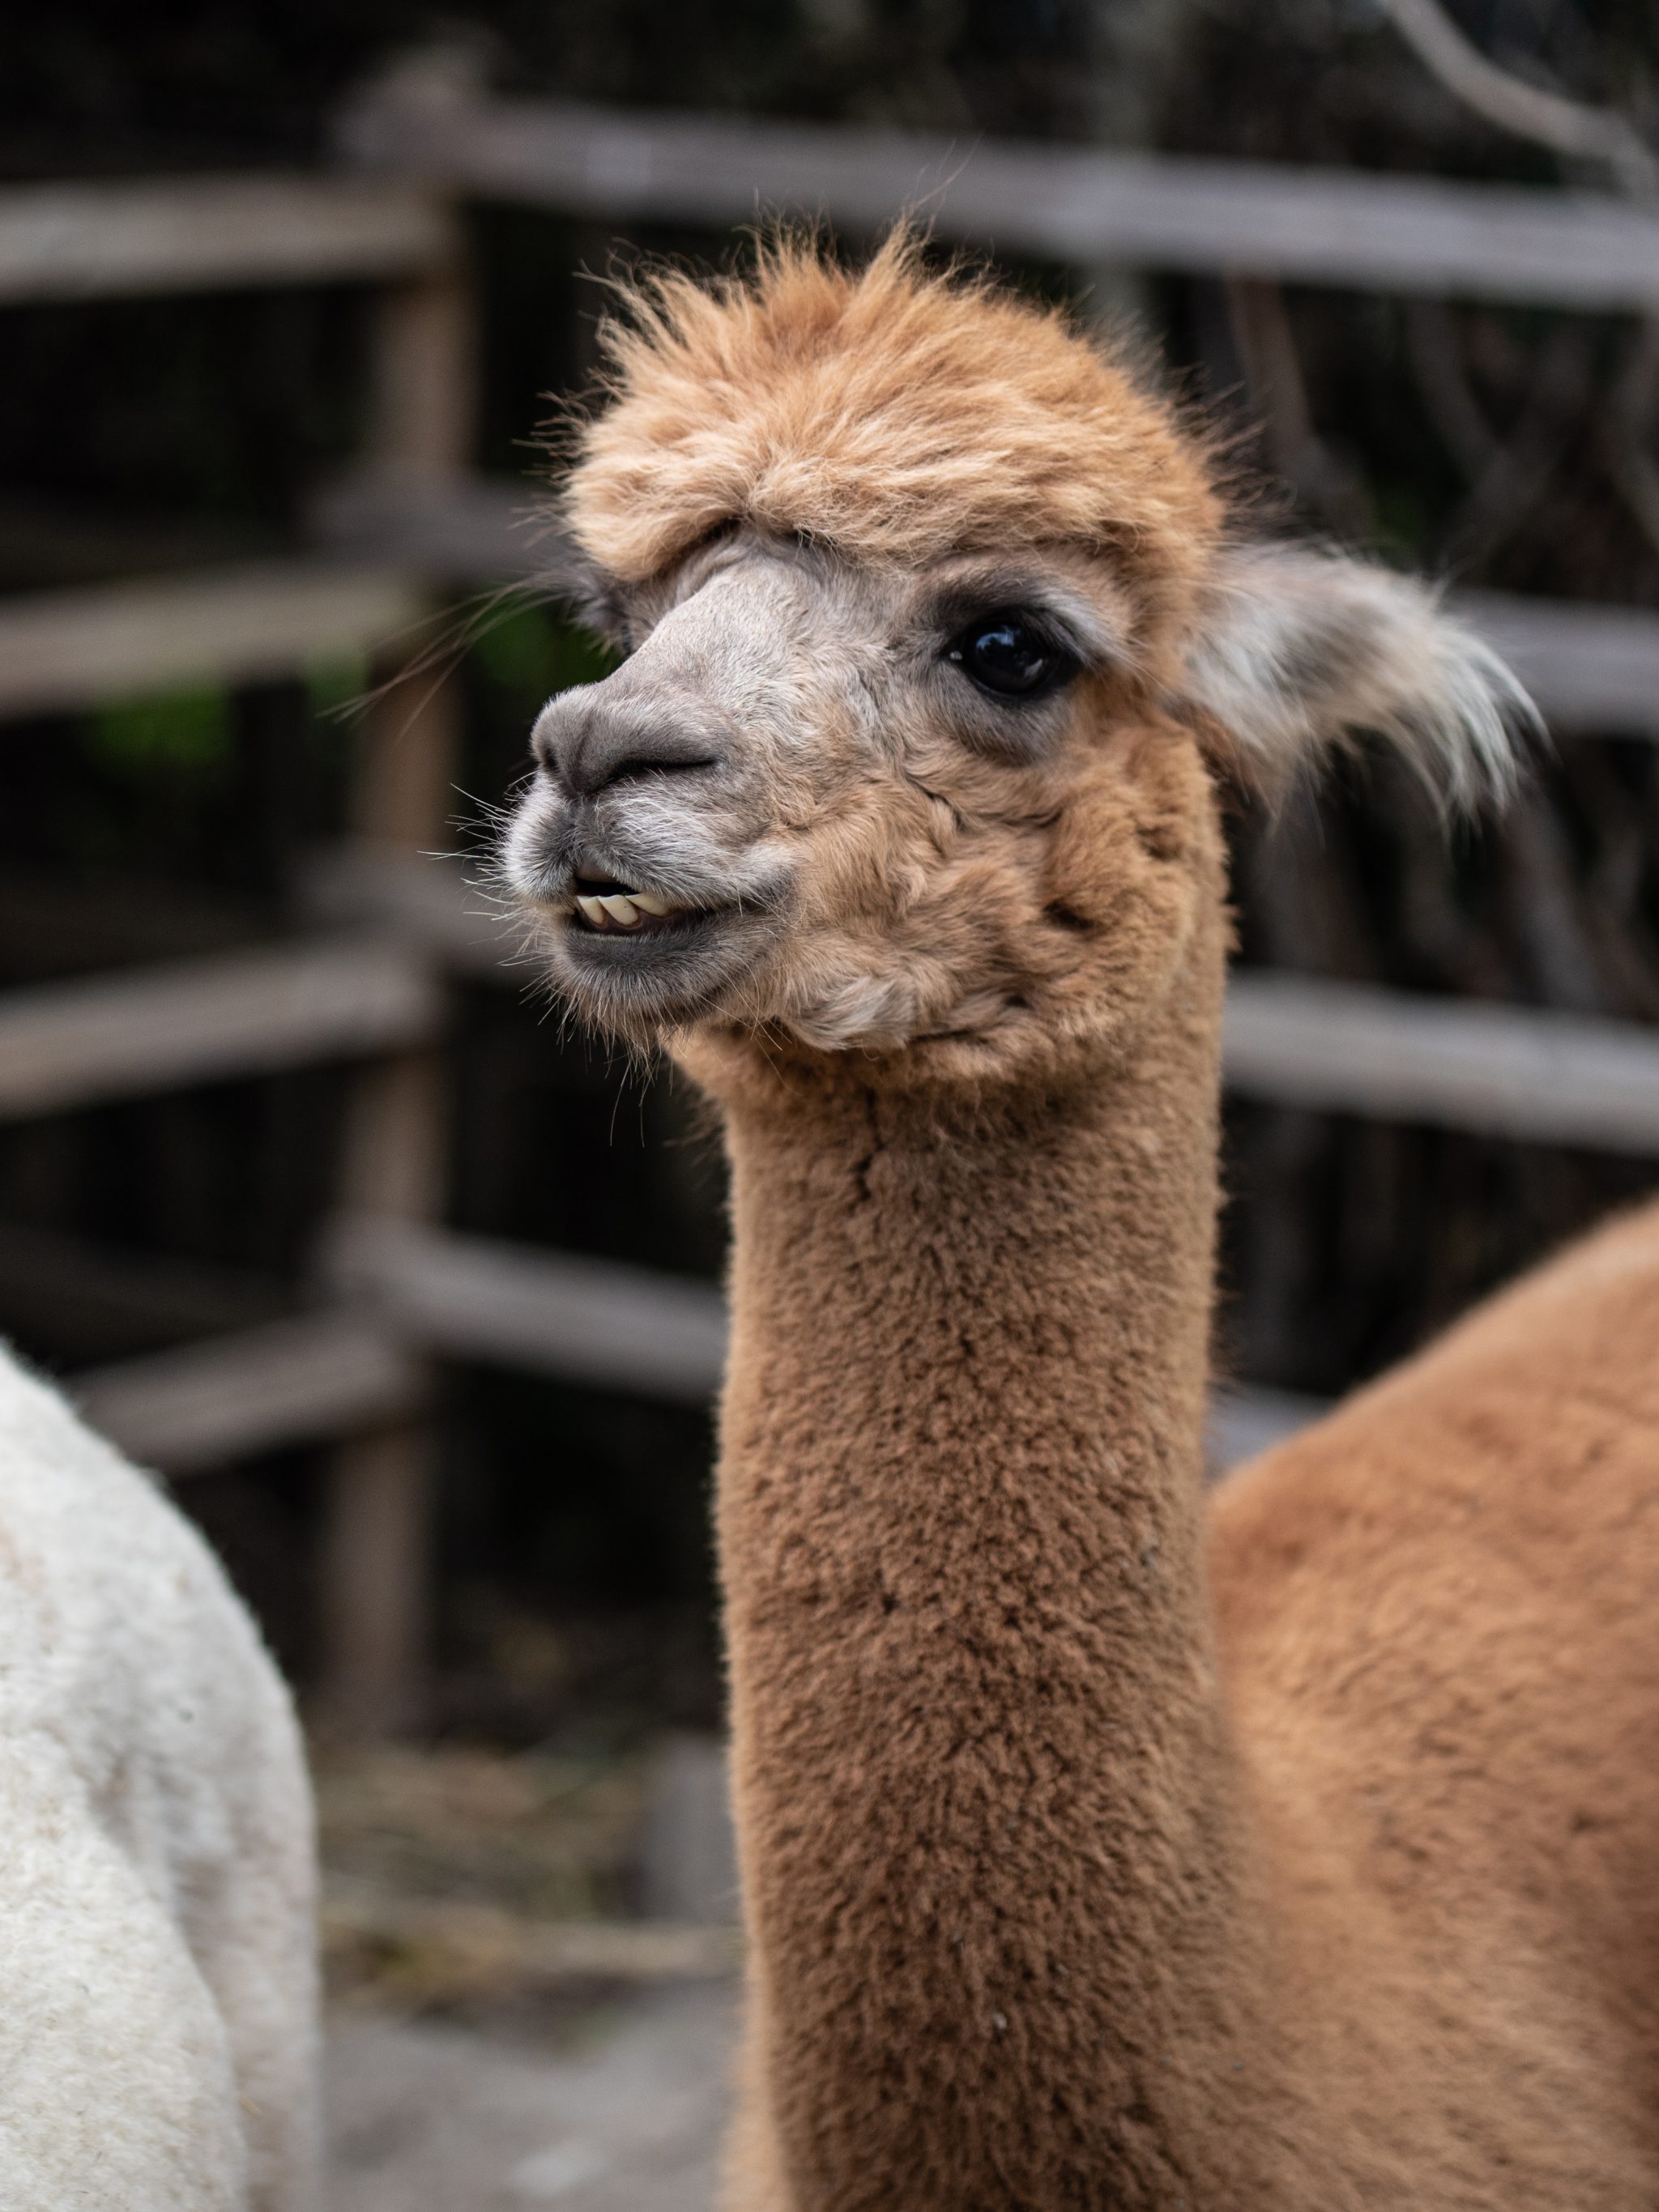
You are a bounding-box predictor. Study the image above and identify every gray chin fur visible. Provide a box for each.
[548,905,781,1038]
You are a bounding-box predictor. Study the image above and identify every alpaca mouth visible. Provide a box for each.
[569,873,704,936]
[563,868,740,978]
[557,882,760,1029]
[517,845,792,1031]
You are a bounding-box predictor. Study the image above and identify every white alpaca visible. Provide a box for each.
[0,1346,318,2210]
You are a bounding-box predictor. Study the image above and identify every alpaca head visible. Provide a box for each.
[503,236,1531,1088]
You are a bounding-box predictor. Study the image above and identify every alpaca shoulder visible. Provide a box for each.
[1204,1192,1659,1886]
[1207,1192,1659,1634]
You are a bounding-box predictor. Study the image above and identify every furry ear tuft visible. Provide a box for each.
[1179,544,1540,813]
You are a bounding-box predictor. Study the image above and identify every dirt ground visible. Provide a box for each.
[325,1982,737,2211]
[315,1736,740,2209]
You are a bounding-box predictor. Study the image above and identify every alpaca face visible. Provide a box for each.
[502,522,1216,1072]
[503,239,1529,1078]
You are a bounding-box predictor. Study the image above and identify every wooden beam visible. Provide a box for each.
[0,867,255,979]
[0,177,457,305]
[339,90,1659,312]
[1452,591,1659,740]
[37,1214,1316,1475]
[297,844,514,975]
[0,561,429,721]
[0,490,267,592]
[1224,971,1659,1153]
[318,254,475,1733]
[322,1214,731,1404]
[318,1416,435,1733]
[75,1313,426,1476]
[309,471,560,588]
[0,936,440,1120]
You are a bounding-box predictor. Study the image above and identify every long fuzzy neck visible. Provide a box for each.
[711,895,1273,2212]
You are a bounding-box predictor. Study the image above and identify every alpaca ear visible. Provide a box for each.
[1176,543,1540,812]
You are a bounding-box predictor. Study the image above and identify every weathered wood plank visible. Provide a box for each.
[319,465,468,1729]
[1452,591,1659,740]
[323,1213,731,1403]
[50,1218,1315,1473]
[339,91,1659,311]
[1224,971,1659,1153]
[0,177,456,304]
[75,1312,426,1475]
[0,936,440,1119]
[0,561,428,720]
[309,470,560,588]
[298,844,516,974]
[0,1223,286,1362]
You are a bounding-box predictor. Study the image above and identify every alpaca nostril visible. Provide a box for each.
[593,749,722,794]
[537,693,727,799]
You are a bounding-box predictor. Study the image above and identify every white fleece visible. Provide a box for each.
[0,1346,319,2211]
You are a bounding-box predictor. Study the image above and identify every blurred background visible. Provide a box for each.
[3,2,1659,2197]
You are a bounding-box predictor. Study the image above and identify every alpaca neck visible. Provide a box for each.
[711,904,1269,2210]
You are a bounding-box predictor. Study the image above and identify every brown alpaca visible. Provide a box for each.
[504,237,1659,2209]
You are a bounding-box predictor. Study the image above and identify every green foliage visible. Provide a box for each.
[305,652,373,723]
[470,602,619,708]
[86,684,232,775]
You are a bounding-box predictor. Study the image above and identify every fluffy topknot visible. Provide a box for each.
[560,232,1223,644]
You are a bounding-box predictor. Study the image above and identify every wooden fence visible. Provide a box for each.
[5,73,1658,1725]
[0,167,469,1730]
[337,84,1659,312]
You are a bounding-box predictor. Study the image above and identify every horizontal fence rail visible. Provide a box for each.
[339,87,1659,312]
[0,561,429,719]
[298,844,517,973]
[78,1312,427,1476]
[0,1221,288,1345]
[0,935,441,1119]
[322,1884,742,1981]
[0,176,458,304]
[323,1213,733,1402]
[1446,594,1659,740]
[310,471,564,590]
[1224,972,1659,1154]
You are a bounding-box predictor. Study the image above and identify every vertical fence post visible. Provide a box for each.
[317,239,475,1734]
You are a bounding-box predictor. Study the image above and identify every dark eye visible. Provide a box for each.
[945,613,1077,701]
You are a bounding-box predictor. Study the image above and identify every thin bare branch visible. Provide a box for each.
[1403,299,1500,481]
[1224,277,1373,539]
[1368,0,1659,561]
[1378,0,1659,198]
[1444,320,1592,567]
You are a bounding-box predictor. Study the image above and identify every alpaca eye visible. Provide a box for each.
[945,615,1076,701]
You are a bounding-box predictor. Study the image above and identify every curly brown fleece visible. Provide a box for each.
[536,237,1659,2209]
